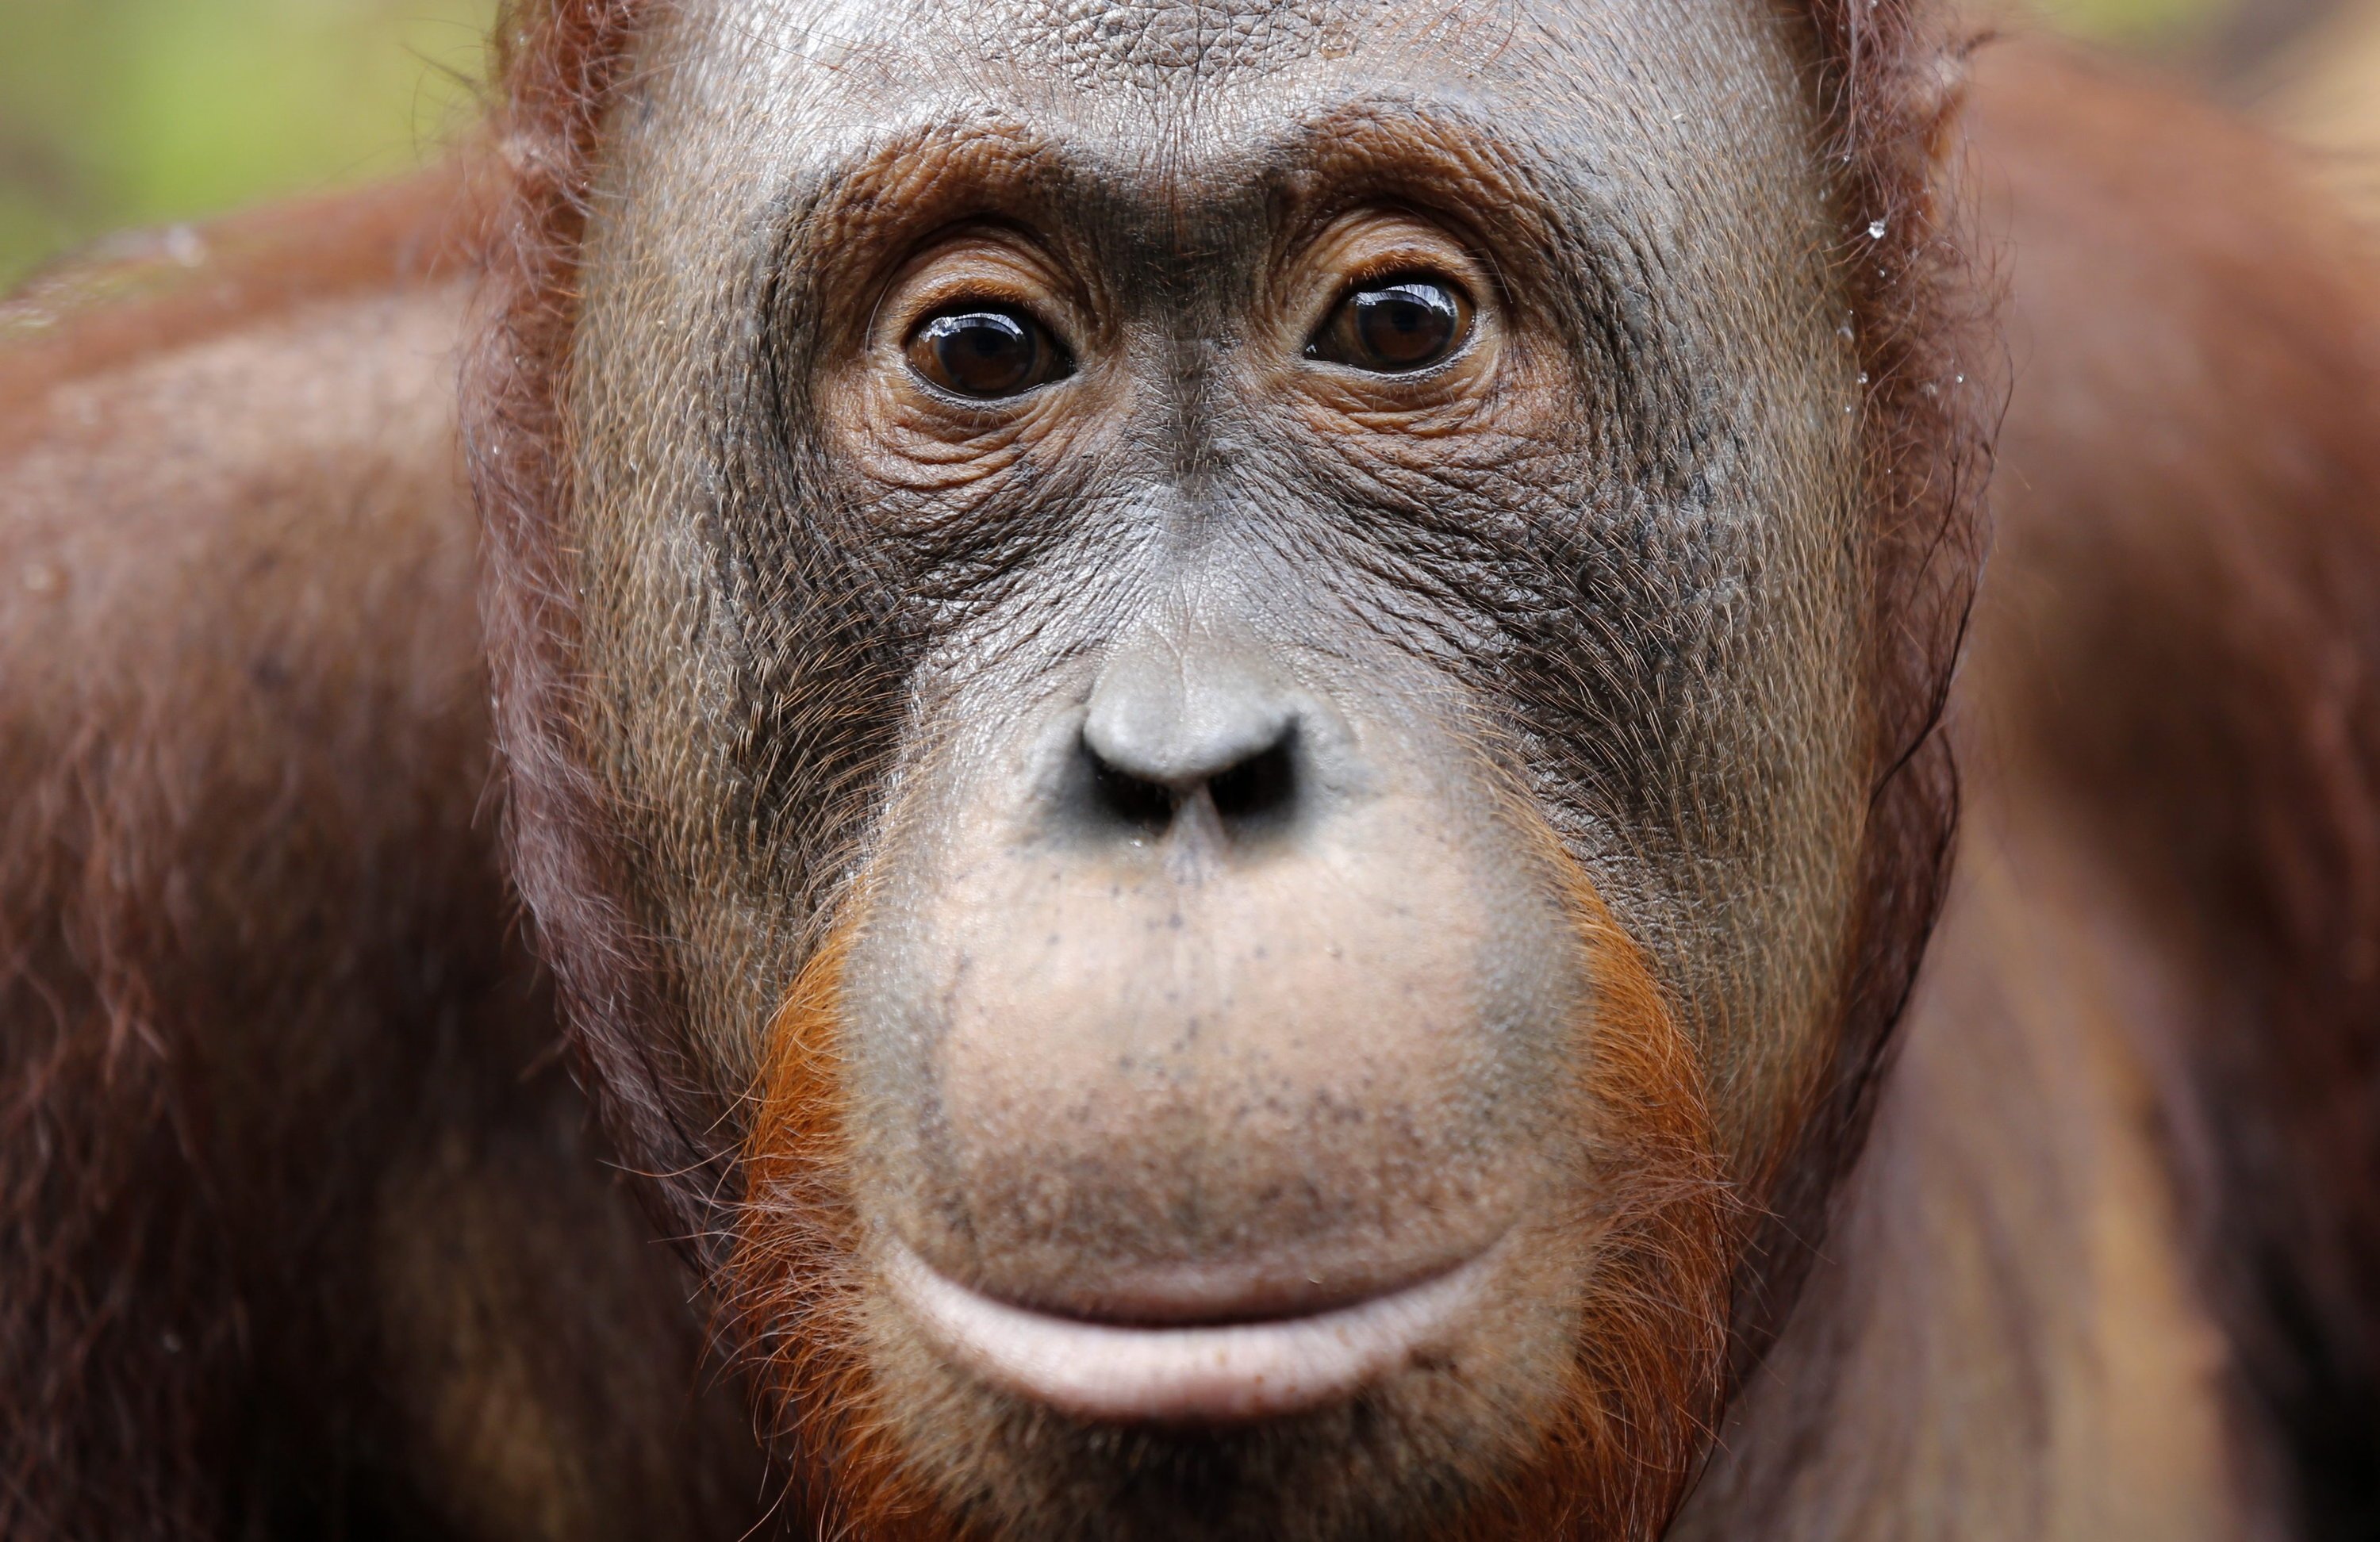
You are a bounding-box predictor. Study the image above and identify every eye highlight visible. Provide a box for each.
[907,306,1070,399]
[1307,277,1472,374]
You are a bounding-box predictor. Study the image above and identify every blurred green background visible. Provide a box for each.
[1,0,491,286]
[0,0,2350,288]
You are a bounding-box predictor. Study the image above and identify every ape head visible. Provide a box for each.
[467,0,1988,1536]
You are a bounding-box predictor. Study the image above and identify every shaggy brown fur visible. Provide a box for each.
[1672,40,2380,1540]
[0,171,498,1534]
[467,0,731,1252]
[0,163,758,1542]
[1971,44,2380,1532]
[1726,0,1998,1371]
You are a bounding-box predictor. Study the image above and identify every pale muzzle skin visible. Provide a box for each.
[731,682,1733,1536]
[843,647,1586,1332]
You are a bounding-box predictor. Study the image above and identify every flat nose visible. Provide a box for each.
[1077,628,1303,838]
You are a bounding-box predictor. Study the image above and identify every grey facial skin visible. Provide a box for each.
[562,0,1867,1532]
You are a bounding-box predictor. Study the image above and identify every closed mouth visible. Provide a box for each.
[883,1236,1500,1424]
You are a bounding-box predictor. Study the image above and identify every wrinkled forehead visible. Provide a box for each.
[635,0,1818,229]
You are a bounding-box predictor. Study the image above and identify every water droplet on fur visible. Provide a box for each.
[1866,218,1887,240]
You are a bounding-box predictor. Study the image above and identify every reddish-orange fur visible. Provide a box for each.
[1441,865,1733,1542]
[728,923,921,1539]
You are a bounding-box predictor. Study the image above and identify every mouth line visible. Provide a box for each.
[883,1236,1501,1424]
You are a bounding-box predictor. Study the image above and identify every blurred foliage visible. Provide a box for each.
[0,0,2274,289]
[2046,0,2237,43]
[0,0,493,287]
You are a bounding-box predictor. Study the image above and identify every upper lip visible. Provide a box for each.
[883,1235,1503,1424]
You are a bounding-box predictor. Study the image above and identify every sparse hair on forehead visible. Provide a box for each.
[744,0,1511,86]
[1004,0,1399,82]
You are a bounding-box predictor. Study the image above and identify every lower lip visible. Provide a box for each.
[883,1238,1498,1423]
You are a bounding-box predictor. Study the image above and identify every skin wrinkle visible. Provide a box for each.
[733,90,1828,1052]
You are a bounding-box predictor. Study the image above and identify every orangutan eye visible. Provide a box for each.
[906,306,1070,398]
[1307,276,1472,373]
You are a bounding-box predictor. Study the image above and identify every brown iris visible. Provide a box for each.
[907,306,1069,398]
[1308,277,1472,374]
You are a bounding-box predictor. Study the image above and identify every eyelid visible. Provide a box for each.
[1338,249,1475,287]
[876,228,1078,347]
[1283,211,1493,344]
[892,286,1060,353]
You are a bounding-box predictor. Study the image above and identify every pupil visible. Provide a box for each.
[1354,282,1457,369]
[927,311,1036,396]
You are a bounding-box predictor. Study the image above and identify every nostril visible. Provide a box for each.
[1077,727,1302,842]
[1088,747,1177,836]
[1208,735,1296,827]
